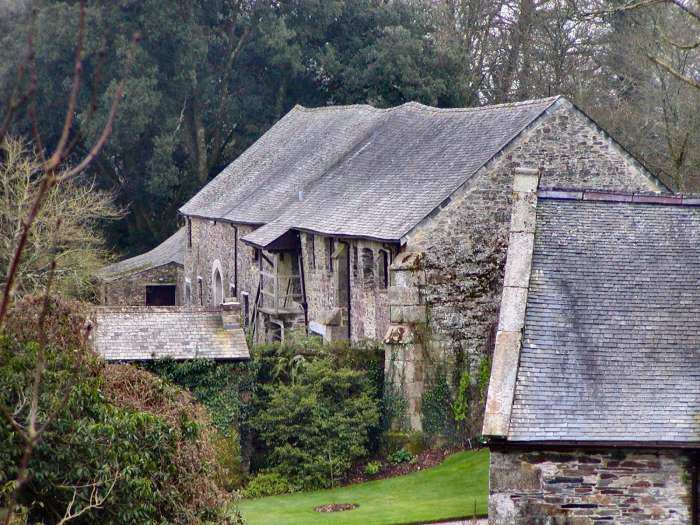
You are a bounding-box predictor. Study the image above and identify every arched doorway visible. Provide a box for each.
[211,259,224,305]
[213,268,223,305]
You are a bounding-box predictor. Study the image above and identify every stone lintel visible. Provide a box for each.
[483,330,523,436]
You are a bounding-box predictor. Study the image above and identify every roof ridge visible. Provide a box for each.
[293,95,563,115]
[539,188,690,206]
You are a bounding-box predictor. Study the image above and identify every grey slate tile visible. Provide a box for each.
[91,306,249,361]
[179,97,560,244]
[97,228,185,281]
[508,198,700,443]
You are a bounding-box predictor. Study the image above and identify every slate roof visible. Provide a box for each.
[180,97,563,245]
[508,195,700,444]
[179,104,385,222]
[98,228,185,282]
[92,306,249,361]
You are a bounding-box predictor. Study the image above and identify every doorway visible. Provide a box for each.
[146,284,176,306]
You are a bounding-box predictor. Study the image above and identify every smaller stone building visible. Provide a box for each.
[97,227,185,306]
[483,171,700,524]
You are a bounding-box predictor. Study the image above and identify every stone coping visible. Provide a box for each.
[539,187,695,206]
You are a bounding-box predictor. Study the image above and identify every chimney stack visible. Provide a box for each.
[221,301,242,330]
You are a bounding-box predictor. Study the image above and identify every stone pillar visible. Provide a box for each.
[221,300,242,330]
[482,167,540,437]
[319,307,345,342]
[383,252,427,431]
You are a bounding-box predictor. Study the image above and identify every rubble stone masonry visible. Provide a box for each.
[300,233,392,341]
[489,447,692,524]
[184,218,258,308]
[101,263,183,306]
[397,100,661,430]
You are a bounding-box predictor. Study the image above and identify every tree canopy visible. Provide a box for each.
[1,0,698,254]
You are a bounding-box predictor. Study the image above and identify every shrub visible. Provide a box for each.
[242,472,292,498]
[143,358,255,488]
[145,336,385,494]
[388,448,413,465]
[143,358,255,437]
[364,461,381,476]
[0,297,240,524]
[406,432,428,455]
[102,364,231,521]
[249,340,381,490]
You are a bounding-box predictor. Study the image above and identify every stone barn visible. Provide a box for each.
[105,95,667,428]
[98,227,185,306]
[484,171,700,524]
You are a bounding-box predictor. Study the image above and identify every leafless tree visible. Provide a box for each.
[577,0,700,90]
[0,1,138,522]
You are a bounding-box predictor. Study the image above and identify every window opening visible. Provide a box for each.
[379,250,390,289]
[362,248,374,284]
[185,281,192,305]
[326,238,334,272]
[352,245,358,278]
[242,293,250,328]
[213,268,223,304]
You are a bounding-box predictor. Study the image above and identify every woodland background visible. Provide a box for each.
[1,0,698,256]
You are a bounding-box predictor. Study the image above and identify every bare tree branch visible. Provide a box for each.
[57,474,119,525]
[648,52,700,89]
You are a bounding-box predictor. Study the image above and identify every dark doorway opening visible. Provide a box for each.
[693,453,699,525]
[146,285,176,306]
[337,241,351,340]
[242,293,250,328]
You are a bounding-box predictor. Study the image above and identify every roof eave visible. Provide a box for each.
[98,260,184,282]
[178,210,266,228]
[241,225,402,250]
[489,439,700,450]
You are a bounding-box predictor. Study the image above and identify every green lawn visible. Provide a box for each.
[239,449,489,525]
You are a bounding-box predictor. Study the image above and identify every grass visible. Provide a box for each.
[239,449,489,525]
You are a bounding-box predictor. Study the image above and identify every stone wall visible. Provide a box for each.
[489,447,692,524]
[300,233,393,341]
[101,263,183,306]
[349,239,393,341]
[397,99,661,431]
[184,218,258,312]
